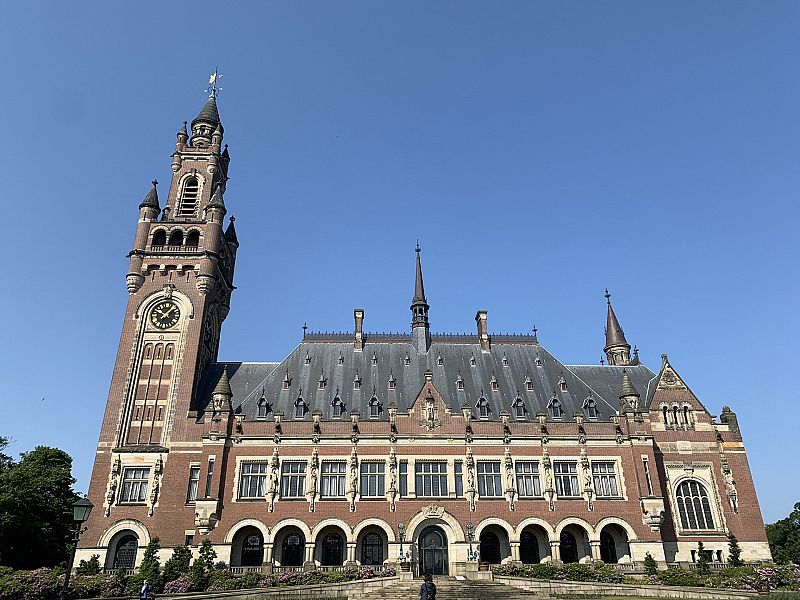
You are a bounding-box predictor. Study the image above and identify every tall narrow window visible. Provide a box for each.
[591,462,620,497]
[454,461,464,496]
[415,462,448,496]
[294,398,306,419]
[553,461,579,497]
[177,177,200,217]
[662,406,669,426]
[477,397,490,419]
[642,456,654,496]
[186,465,200,503]
[399,461,408,497]
[477,462,502,497]
[257,398,269,418]
[332,397,344,419]
[369,397,381,418]
[515,461,542,498]
[204,459,215,498]
[548,396,563,420]
[280,462,307,498]
[583,396,598,419]
[513,396,526,419]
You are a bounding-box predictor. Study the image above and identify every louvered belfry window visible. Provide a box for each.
[177,177,200,217]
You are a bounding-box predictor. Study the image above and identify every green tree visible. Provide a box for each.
[643,551,659,575]
[138,537,162,590]
[163,545,192,583]
[766,502,800,565]
[696,541,710,574]
[0,437,12,472]
[76,554,102,575]
[190,539,217,591]
[0,444,77,569]
[727,533,743,566]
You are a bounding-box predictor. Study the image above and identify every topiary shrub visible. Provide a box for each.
[643,552,658,575]
[75,555,101,576]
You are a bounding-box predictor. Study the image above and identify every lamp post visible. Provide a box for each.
[397,522,406,560]
[60,497,94,600]
[466,521,476,561]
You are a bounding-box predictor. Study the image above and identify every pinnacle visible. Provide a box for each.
[192,94,221,128]
[620,369,639,397]
[213,367,233,397]
[139,180,160,211]
[604,291,629,351]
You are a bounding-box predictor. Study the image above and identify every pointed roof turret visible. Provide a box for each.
[619,368,640,413]
[139,180,160,211]
[207,184,226,210]
[192,94,221,129]
[620,369,639,398]
[410,242,431,353]
[413,241,427,303]
[224,216,239,247]
[212,367,233,398]
[603,289,632,366]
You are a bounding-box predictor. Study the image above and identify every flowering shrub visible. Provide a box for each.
[493,563,623,583]
[163,575,193,594]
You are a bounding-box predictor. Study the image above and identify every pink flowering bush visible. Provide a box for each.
[163,575,193,594]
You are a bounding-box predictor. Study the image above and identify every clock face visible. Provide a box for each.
[149,300,180,329]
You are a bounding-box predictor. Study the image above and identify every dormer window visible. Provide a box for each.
[177,177,200,217]
[353,372,361,390]
[583,395,598,420]
[476,396,490,419]
[388,372,396,391]
[512,396,526,419]
[548,396,563,420]
[332,396,344,419]
[369,397,381,418]
[304,351,311,365]
[404,354,411,366]
[558,376,567,391]
[294,397,306,419]
[372,352,378,365]
[282,371,291,390]
[525,374,534,392]
[338,352,344,365]
[502,354,509,367]
[490,374,499,391]
[535,355,542,367]
[437,355,444,366]
[470,354,476,367]
[456,373,465,391]
[257,397,269,418]
[318,371,327,390]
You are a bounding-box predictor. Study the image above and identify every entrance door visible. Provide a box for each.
[600,531,617,564]
[241,531,264,566]
[479,531,501,564]
[419,526,448,576]
[560,531,578,564]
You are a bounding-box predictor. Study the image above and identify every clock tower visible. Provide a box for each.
[88,86,239,519]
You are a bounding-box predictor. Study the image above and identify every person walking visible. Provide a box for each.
[420,573,436,600]
[140,579,150,599]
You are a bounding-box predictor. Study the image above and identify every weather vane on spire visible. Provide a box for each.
[205,68,222,98]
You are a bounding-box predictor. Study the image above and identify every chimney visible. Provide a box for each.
[476,310,489,352]
[354,309,364,351]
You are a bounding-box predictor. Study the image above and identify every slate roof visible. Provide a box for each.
[197,338,656,423]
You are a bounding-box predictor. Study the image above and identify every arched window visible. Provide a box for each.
[476,397,490,419]
[600,530,617,563]
[257,397,269,418]
[177,177,200,217]
[683,406,691,426]
[560,531,578,563]
[112,534,138,569]
[675,480,715,530]
[281,532,304,566]
[321,532,344,566]
[479,531,501,564]
[361,532,383,565]
[240,531,264,567]
[185,230,200,248]
[168,229,184,246]
[672,406,679,426]
[662,406,669,425]
[151,230,166,247]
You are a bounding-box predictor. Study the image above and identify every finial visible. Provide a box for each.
[415,239,421,254]
[152,179,158,187]
[205,67,222,97]
[229,215,235,223]
[302,322,308,337]
[604,289,611,305]
[533,325,538,335]
[600,357,605,365]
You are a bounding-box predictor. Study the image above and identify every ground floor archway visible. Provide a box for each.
[418,525,448,575]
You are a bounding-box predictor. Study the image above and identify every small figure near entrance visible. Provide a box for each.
[420,573,437,600]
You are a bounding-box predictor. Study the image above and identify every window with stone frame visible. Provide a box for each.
[331,396,344,418]
[415,462,448,497]
[186,465,201,503]
[399,461,408,497]
[513,396,526,419]
[454,461,464,497]
[238,462,269,499]
[177,177,200,217]
[591,462,620,497]
[477,461,502,497]
[359,462,385,497]
[515,461,542,498]
[280,462,307,498]
[320,461,347,498]
[583,395,598,420]
[120,467,150,504]
[476,397,490,419]
[548,396,564,420]
[675,480,715,530]
[553,461,580,497]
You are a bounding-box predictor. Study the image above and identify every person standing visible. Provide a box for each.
[420,573,436,600]
[140,579,150,599]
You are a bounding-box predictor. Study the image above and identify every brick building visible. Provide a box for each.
[77,90,771,575]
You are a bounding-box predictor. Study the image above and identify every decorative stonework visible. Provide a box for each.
[267,447,280,512]
[658,364,687,390]
[347,446,359,512]
[103,455,122,517]
[307,447,319,513]
[194,498,219,534]
[465,447,477,511]
[387,446,398,512]
[147,455,164,517]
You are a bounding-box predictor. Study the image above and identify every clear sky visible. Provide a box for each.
[0,2,798,523]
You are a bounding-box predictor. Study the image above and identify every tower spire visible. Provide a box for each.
[604,289,631,366]
[190,72,222,148]
[410,242,430,353]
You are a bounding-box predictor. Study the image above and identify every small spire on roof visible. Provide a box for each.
[224,215,239,247]
[302,322,308,338]
[212,367,232,397]
[207,184,226,210]
[604,289,631,366]
[139,180,160,211]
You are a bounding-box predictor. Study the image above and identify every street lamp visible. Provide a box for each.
[60,497,94,600]
[397,522,406,560]
[466,521,477,561]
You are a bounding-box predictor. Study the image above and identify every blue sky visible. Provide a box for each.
[0,2,798,523]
